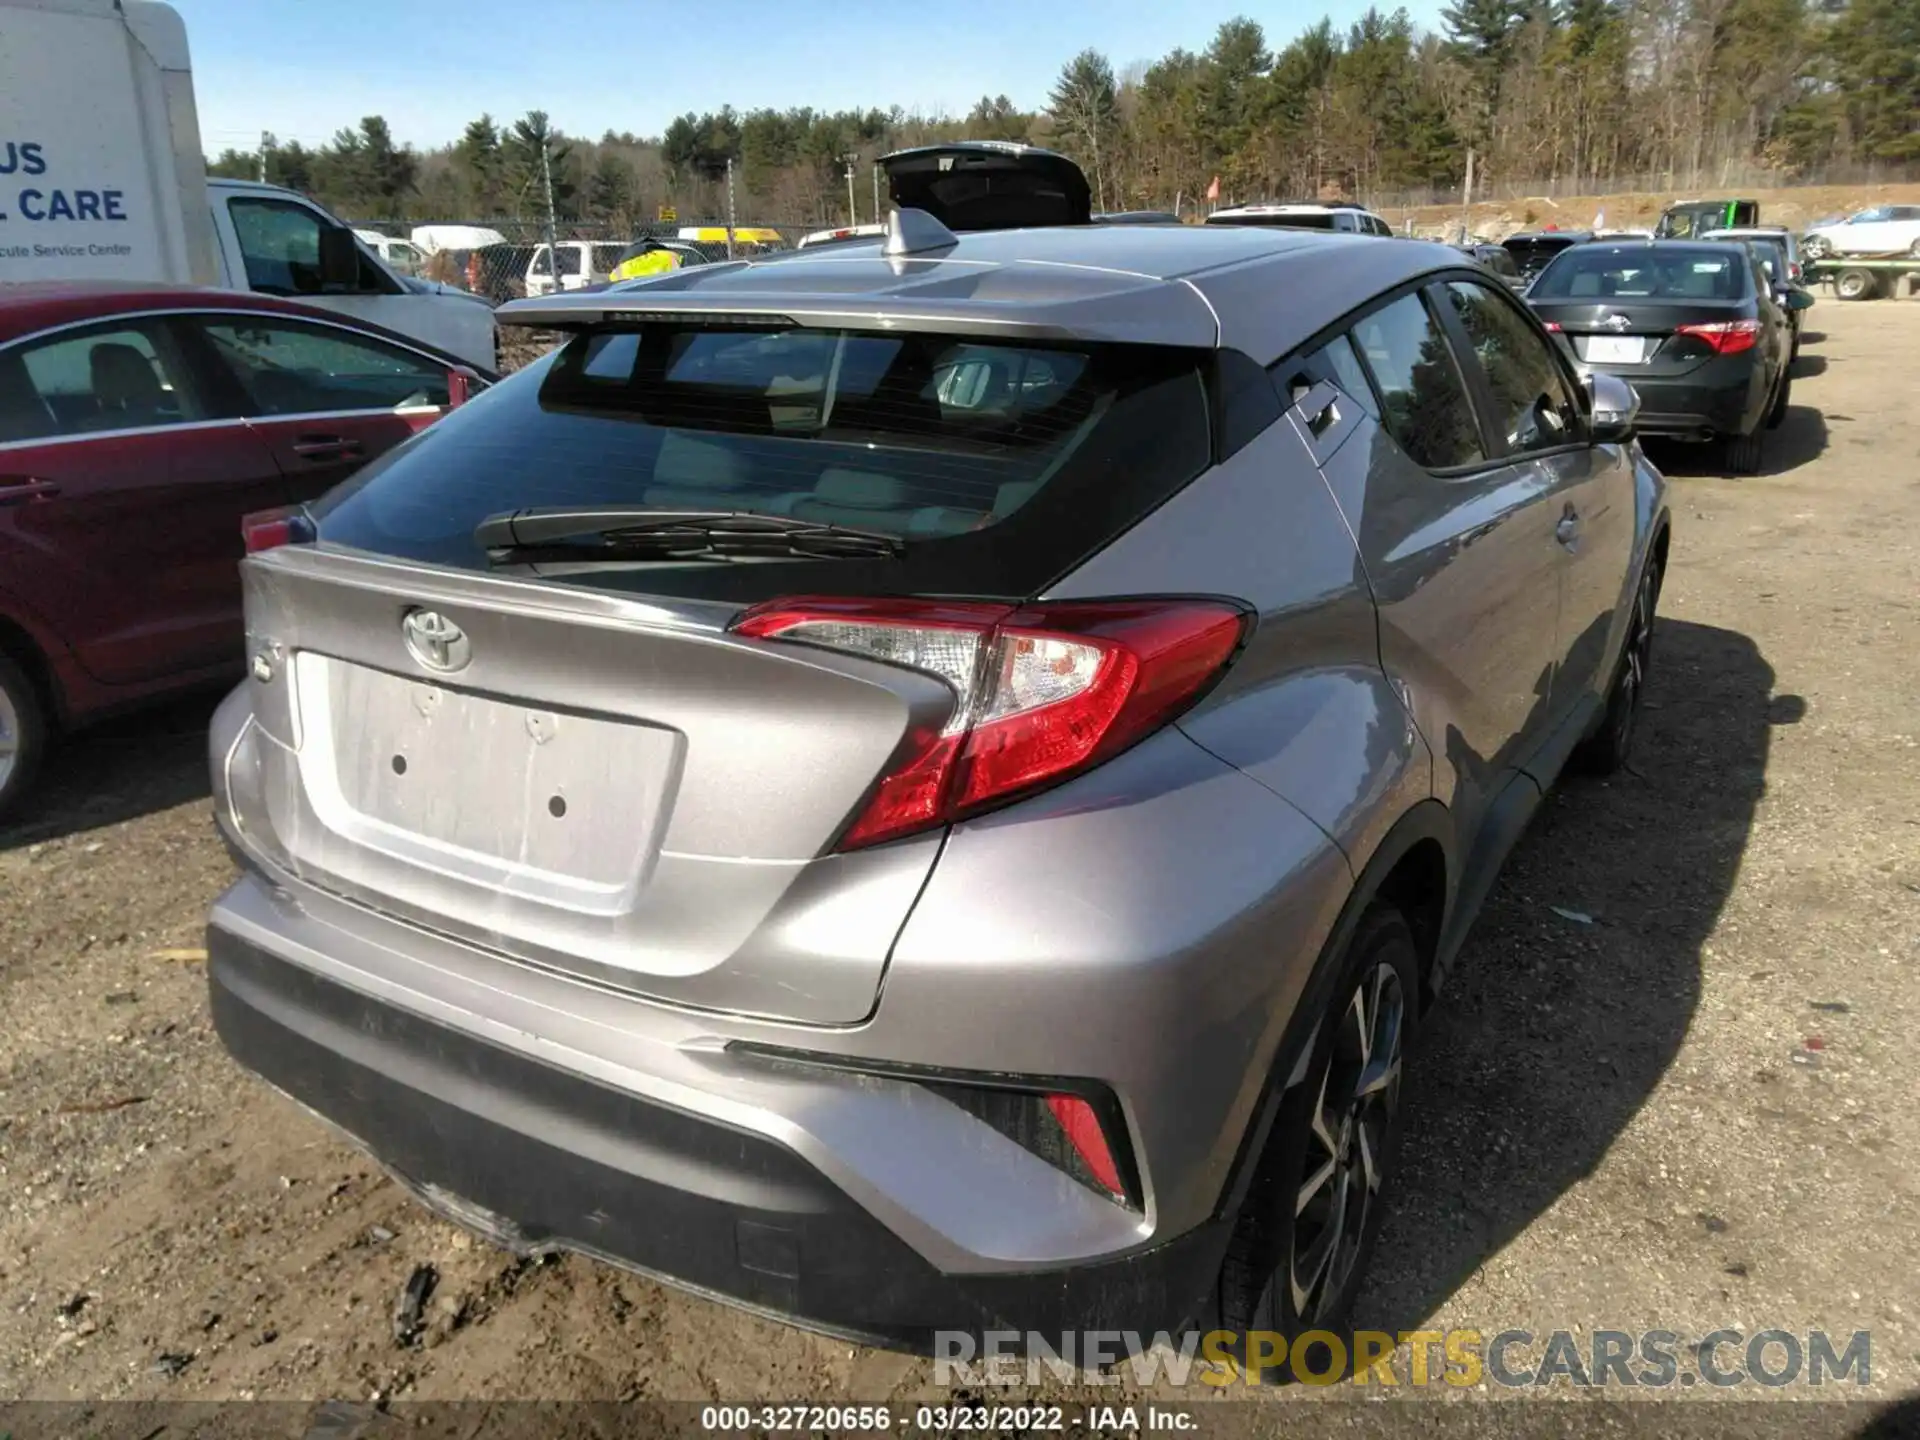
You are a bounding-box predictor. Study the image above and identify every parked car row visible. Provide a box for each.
[0,283,491,817]
[421,231,790,304]
[1441,218,1816,475]
[1526,239,1806,474]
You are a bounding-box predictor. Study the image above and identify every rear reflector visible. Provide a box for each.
[241,506,313,554]
[926,1079,1136,1206]
[1674,318,1762,356]
[728,1043,1141,1208]
[1047,1094,1125,1197]
[733,596,1247,849]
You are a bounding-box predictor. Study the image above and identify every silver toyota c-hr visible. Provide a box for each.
[207,209,1669,1367]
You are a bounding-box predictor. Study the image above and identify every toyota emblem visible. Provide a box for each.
[1604,313,1633,332]
[402,610,471,673]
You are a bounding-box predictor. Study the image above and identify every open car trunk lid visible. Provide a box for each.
[879,141,1093,231]
[230,545,954,1026]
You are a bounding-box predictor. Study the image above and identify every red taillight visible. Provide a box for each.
[241,506,309,554]
[1542,320,1562,331]
[1674,318,1761,355]
[732,595,1247,849]
[1047,1094,1124,1199]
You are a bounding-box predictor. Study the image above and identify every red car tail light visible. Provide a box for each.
[1673,318,1762,355]
[241,506,314,554]
[732,595,1248,849]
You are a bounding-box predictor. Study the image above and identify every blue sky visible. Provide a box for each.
[181,0,1447,155]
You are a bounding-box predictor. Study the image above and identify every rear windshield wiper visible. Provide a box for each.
[475,507,906,564]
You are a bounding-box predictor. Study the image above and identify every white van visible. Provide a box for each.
[355,229,426,276]
[522,240,629,297]
[0,0,496,371]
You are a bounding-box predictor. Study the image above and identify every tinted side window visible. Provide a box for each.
[1349,293,1485,470]
[199,318,450,415]
[1442,280,1580,454]
[1274,333,1381,422]
[0,322,206,442]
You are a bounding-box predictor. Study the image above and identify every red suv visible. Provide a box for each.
[0,282,489,819]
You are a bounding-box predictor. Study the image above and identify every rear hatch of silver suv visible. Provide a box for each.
[223,310,1222,1025]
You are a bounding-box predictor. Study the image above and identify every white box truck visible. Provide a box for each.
[0,0,496,370]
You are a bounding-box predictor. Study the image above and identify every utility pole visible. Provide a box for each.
[1460,146,1475,244]
[724,156,737,260]
[872,162,881,224]
[844,156,858,228]
[540,129,560,282]
[257,130,269,183]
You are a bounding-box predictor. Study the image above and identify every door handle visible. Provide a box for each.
[1556,513,1582,547]
[290,434,365,462]
[0,477,62,507]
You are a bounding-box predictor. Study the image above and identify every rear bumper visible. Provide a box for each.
[207,923,1228,1347]
[1598,360,1763,440]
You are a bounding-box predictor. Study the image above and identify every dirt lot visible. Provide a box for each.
[1383,181,1920,241]
[3,296,1919,1422]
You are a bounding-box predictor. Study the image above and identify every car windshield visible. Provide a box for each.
[1850,208,1890,223]
[309,324,1215,600]
[1529,247,1748,301]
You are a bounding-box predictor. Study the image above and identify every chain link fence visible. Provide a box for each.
[347,217,818,308]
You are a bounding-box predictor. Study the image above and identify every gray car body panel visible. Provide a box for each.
[210,223,1669,1290]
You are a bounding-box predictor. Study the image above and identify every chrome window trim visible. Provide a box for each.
[0,307,456,449]
[0,406,447,454]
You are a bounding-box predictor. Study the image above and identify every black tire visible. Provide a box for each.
[0,651,48,823]
[1217,904,1419,1383]
[1835,268,1877,302]
[1573,558,1659,776]
[1767,369,1791,429]
[1723,428,1764,475]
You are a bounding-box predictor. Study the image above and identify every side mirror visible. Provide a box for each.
[1586,371,1640,444]
[318,227,361,291]
[1785,289,1815,313]
[447,366,481,409]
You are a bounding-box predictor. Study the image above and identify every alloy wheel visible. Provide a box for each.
[1611,568,1656,756]
[1289,960,1406,1323]
[0,681,19,795]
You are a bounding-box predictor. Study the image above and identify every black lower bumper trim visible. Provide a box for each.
[206,927,1227,1350]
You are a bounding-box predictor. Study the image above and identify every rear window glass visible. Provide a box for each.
[1529,247,1748,301]
[310,325,1213,603]
[1501,238,1579,272]
[1207,212,1340,231]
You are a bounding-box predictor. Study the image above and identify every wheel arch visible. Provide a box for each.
[1212,798,1456,1224]
[0,610,63,733]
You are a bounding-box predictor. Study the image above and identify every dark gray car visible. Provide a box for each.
[206,212,1670,1372]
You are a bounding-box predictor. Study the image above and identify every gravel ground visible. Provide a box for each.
[2,298,1918,1430]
